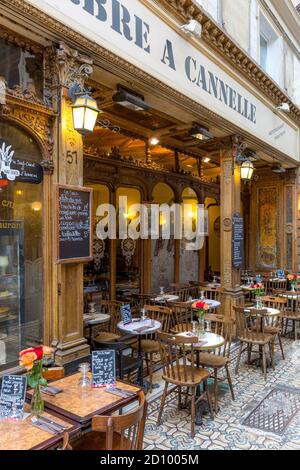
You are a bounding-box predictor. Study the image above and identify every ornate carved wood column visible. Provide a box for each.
[49,42,93,364]
[220,137,243,318]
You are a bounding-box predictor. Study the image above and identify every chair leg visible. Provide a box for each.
[235,343,243,375]
[247,344,252,364]
[213,369,219,413]
[295,320,298,341]
[157,382,168,425]
[178,387,182,410]
[205,381,214,421]
[262,346,267,381]
[225,364,235,401]
[269,341,275,370]
[148,353,153,393]
[278,334,285,360]
[191,387,196,438]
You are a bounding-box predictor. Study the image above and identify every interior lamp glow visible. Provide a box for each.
[72,93,100,135]
[240,160,254,181]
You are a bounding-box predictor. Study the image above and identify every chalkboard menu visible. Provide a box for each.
[121,304,132,325]
[92,350,116,388]
[1,375,27,410]
[232,213,244,268]
[0,398,13,418]
[56,184,93,263]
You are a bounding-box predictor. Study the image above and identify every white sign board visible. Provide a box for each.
[27,0,299,160]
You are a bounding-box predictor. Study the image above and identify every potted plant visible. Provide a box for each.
[287,274,300,293]
[19,345,53,417]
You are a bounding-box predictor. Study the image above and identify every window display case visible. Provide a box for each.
[0,221,24,352]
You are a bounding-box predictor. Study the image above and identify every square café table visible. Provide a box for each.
[27,373,140,430]
[0,404,80,450]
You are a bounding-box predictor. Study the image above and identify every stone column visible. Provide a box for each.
[50,43,93,364]
[220,136,244,319]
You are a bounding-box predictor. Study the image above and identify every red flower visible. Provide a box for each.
[33,346,43,361]
[195,301,205,309]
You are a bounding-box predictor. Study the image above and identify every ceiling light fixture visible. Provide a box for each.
[113,88,150,111]
[272,163,286,174]
[189,125,214,141]
[149,137,160,146]
[203,157,211,163]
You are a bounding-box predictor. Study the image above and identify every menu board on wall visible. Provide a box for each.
[1,375,27,410]
[55,184,93,264]
[232,213,244,269]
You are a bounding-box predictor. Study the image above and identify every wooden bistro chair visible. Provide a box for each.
[73,391,147,450]
[157,332,214,438]
[234,306,275,381]
[131,305,172,393]
[261,296,287,359]
[196,316,235,413]
[94,300,123,343]
[282,297,300,340]
[168,301,193,334]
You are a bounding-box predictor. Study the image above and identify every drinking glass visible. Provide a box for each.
[160,287,165,295]
[78,363,91,388]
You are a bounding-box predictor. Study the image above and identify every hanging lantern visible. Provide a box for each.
[240,160,254,181]
[71,93,100,135]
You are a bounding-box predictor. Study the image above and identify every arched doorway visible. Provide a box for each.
[180,187,200,283]
[151,183,175,293]
[0,120,43,370]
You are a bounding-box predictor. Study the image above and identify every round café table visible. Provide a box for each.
[152,294,179,304]
[117,319,161,387]
[191,299,221,310]
[83,313,110,344]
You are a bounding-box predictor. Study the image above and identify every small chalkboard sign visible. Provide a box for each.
[55,184,93,264]
[0,398,13,419]
[121,304,132,325]
[1,375,27,410]
[92,350,116,388]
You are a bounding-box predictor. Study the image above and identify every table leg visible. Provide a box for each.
[137,335,144,388]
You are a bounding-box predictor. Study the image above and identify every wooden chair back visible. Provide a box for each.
[92,392,147,450]
[158,332,199,385]
[261,296,287,327]
[100,300,123,333]
[42,367,65,382]
[167,302,193,333]
[143,305,172,334]
[201,288,222,302]
[206,315,234,358]
[234,306,268,341]
[130,294,155,312]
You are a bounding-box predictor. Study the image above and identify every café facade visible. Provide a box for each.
[0,0,299,373]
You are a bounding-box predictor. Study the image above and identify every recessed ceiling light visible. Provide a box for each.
[149,137,160,146]
[189,125,214,141]
[203,158,211,163]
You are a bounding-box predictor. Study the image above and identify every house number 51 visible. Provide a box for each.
[66,150,78,165]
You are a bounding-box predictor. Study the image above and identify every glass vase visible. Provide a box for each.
[255,297,263,309]
[291,283,296,293]
[30,384,44,417]
[197,317,205,338]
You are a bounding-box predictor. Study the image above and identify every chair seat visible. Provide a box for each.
[132,339,160,353]
[121,356,142,373]
[264,326,280,335]
[283,312,300,320]
[239,332,273,345]
[94,332,121,342]
[163,365,209,386]
[198,353,230,368]
[72,431,129,451]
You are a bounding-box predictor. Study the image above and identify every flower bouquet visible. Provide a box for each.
[251,283,265,308]
[19,345,53,417]
[194,300,210,336]
[287,274,300,292]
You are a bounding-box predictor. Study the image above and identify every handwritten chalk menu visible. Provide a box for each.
[1,375,27,410]
[92,350,116,387]
[232,213,244,269]
[0,398,13,419]
[121,304,132,325]
[56,184,93,263]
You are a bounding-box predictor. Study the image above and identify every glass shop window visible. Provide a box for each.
[0,37,43,100]
[0,120,43,371]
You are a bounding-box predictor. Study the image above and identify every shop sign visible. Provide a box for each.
[0,142,43,184]
[27,0,299,160]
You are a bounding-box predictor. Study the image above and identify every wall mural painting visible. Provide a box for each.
[257,187,279,269]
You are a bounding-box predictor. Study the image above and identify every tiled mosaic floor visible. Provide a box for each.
[143,338,300,450]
